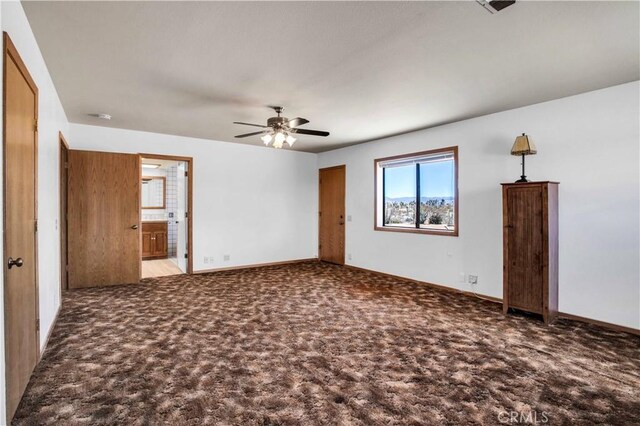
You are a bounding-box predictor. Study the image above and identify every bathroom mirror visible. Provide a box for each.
[141,176,166,209]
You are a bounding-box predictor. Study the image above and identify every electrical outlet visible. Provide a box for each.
[468,275,478,285]
[223,254,230,261]
[203,257,209,264]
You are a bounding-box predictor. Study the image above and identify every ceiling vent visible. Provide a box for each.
[476,0,516,14]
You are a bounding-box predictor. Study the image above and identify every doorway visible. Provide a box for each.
[140,154,193,278]
[318,165,346,265]
[3,32,40,423]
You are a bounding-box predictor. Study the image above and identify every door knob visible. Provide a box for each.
[8,257,23,269]
[131,224,139,230]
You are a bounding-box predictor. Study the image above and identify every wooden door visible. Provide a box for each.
[67,150,141,288]
[59,135,69,291]
[3,33,40,423]
[319,166,346,265]
[506,185,544,313]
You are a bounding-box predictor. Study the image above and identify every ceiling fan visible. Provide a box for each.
[234,106,329,149]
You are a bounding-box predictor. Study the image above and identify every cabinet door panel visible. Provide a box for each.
[507,186,543,312]
[142,232,153,257]
[153,231,167,256]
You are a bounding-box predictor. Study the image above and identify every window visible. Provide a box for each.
[375,147,458,236]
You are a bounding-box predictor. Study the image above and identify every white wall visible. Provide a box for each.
[318,82,640,330]
[1,0,70,420]
[69,124,318,271]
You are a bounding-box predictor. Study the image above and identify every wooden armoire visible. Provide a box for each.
[502,181,559,324]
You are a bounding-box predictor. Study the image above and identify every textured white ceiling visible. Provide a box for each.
[23,1,640,152]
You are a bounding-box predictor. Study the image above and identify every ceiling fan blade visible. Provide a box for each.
[235,131,265,138]
[287,117,309,128]
[233,121,268,128]
[290,128,330,137]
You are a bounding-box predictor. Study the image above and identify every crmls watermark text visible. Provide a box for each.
[498,410,550,424]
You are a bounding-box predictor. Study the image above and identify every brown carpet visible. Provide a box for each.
[14,262,640,425]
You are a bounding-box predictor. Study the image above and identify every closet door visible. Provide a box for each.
[319,165,346,265]
[68,150,141,288]
[3,33,40,423]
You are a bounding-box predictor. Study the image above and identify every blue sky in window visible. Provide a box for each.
[385,161,454,199]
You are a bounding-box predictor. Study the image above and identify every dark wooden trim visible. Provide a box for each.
[138,153,193,162]
[374,146,459,237]
[500,181,560,186]
[557,312,639,336]
[343,264,502,304]
[373,225,458,236]
[344,265,639,336]
[319,164,346,172]
[502,184,509,314]
[58,131,69,149]
[139,153,194,274]
[137,155,142,280]
[3,33,38,97]
[194,258,318,274]
[141,175,166,209]
[59,133,69,294]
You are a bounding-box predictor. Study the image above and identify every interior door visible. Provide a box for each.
[67,150,141,288]
[507,186,544,312]
[3,33,40,423]
[319,165,346,265]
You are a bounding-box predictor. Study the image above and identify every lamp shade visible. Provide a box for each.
[261,134,273,145]
[511,133,537,156]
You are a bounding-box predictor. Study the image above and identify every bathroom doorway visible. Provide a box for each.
[139,154,193,278]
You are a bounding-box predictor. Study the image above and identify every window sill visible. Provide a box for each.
[374,226,458,237]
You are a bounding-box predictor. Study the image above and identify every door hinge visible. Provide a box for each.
[64,161,69,169]
[34,220,38,232]
[319,211,322,216]
[184,253,188,259]
[36,321,40,332]
[185,171,188,177]
[34,119,38,132]
[185,212,188,218]
[318,244,322,250]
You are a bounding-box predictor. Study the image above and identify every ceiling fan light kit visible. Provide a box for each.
[234,106,329,149]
